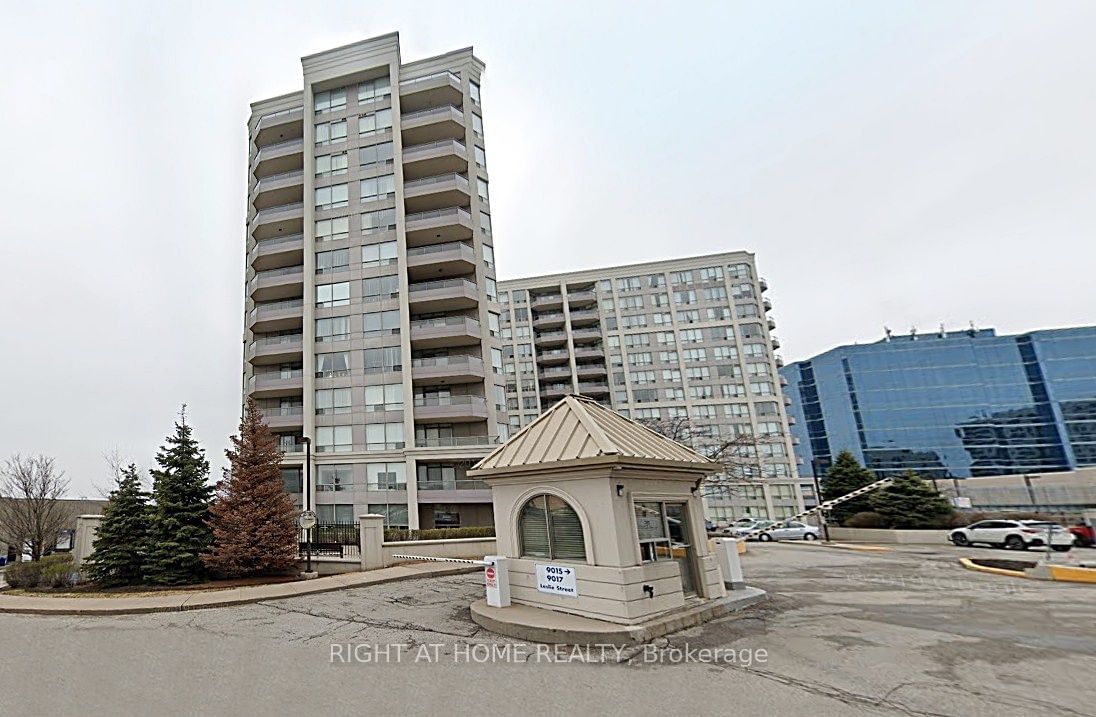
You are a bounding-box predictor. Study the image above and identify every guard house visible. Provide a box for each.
[468,395,727,625]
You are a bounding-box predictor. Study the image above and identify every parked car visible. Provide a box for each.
[756,521,820,542]
[1069,522,1094,548]
[721,519,773,538]
[949,520,1075,551]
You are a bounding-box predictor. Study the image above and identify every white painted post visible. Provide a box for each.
[483,555,511,608]
[714,538,745,590]
[358,514,385,570]
[72,515,104,569]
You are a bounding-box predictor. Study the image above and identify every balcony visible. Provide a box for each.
[537,348,571,365]
[250,169,304,210]
[415,435,500,449]
[759,277,769,292]
[570,326,603,343]
[400,104,465,145]
[403,172,471,214]
[541,383,571,399]
[787,415,797,425]
[535,330,570,347]
[571,345,604,359]
[763,297,773,311]
[405,240,476,280]
[407,277,478,312]
[247,334,304,365]
[779,375,789,387]
[253,107,303,149]
[405,206,473,246]
[251,138,304,179]
[410,355,486,385]
[538,366,573,380]
[248,233,304,272]
[774,354,785,368]
[402,139,468,181]
[567,308,599,325]
[768,317,777,330]
[249,298,304,332]
[532,312,566,329]
[530,293,564,310]
[575,363,608,378]
[248,265,304,302]
[398,70,464,113]
[412,395,489,423]
[248,370,304,398]
[771,336,781,349]
[576,382,610,395]
[409,316,482,349]
[567,290,597,306]
[250,202,304,240]
[258,405,305,430]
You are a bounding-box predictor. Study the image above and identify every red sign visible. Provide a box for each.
[485,566,496,581]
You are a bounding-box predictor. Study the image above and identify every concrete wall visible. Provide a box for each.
[827,527,951,544]
[382,537,496,565]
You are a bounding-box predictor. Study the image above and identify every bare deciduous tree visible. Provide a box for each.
[0,455,71,561]
[638,416,784,497]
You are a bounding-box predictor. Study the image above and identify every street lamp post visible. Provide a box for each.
[302,437,313,574]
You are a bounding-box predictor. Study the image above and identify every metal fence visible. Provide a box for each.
[299,522,360,559]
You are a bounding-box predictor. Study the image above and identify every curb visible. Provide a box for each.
[0,563,480,616]
[773,541,891,553]
[958,558,1029,579]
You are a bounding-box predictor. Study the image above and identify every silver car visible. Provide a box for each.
[757,521,820,542]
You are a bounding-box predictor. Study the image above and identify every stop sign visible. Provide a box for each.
[485,566,496,581]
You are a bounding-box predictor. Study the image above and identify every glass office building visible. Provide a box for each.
[781,326,1096,479]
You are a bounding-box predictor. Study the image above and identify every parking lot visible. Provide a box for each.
[1,542,1093,716]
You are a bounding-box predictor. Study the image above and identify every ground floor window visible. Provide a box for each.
[433,504,461,528]
[316,504,355,523]
[518,494,585,560]
[368,503,409,529]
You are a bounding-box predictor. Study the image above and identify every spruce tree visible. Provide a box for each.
[203,398,299,577]
[87,463,150,586]
[870,470,955,529]
[144,407,213,585]
[820,450,878,525]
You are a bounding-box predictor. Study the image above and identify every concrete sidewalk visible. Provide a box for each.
[0,562,479,616]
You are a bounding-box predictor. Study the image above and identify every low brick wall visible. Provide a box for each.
[827,527,952,544]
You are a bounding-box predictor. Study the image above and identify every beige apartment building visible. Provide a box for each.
[243,34,506,530]
[497,254,807,524]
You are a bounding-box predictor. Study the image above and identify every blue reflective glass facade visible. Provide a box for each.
[781,327,1096,478]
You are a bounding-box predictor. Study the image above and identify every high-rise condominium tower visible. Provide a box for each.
[243,34,505,531]
[497,254,806,524]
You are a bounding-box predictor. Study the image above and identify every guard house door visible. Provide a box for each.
[635,501,698,595]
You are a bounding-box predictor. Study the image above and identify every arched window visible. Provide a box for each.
[518,494,586,561]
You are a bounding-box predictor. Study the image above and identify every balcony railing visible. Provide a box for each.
[537,349,570,358]
[416,479,490,491]
[408,277,477,293]
[252,369,304,382]
[536,330,568,339]
[406,241,474,258]
[411,355,480,368]
[400,70,461,90]
[251,234,304,253]
[259,405,304,417]
[250,298,304,319]
[415,436,500,448]
[404,173,468,191]
[252,202,304,223]
[250,334,303,350]
[253,169,304,189]
[405,207,472,225]
[402,138,466,156]
[401,104,464,122]
[254,265,304,281]
[412,395,486,408]
[409,316,480,330]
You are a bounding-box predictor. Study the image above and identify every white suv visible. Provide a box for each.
[949,520,1075,552]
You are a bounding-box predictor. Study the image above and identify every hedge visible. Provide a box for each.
[5,553,78,589]
[383,526,495,542]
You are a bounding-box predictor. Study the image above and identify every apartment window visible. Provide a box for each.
[363,310,401,336]
[315,351,351,377]
[474,145,487,168]
[364,346,402,373]
[687,366,711,381]
[677,310,700,324]
[737,303,760,318]
[365,383,403,411]
[758,422,783,436]
[616,276,642,292]
[362,208,397,234]
[671,271,694,286]
[732,283,755,299]
[362,274,399,299]
[689,386,714,400]
[359,108,393,136]
[359,141,394,167]
[647,274,666,288]
[619,296,643,310]
[656,331,675,345]
[471,113,484,137]
[632,371,656,384]
[725,403,750,418]
[315,183,348,209]
[653,312,673,326]
[632,389,658,403]
[315,216,349,242]
[366,422,404,450]
[315,316,350,342]
[360,174,396,202]
[477,178,489,202]
[743,343,767,358]
[313,88,347,113]
[483,244,495,268]
[316,426,352,453]
[358,76,392,102]
[706,307,732,321]
[621,314,647,329]
[315,504,354,523]
[491,348,503,374]
[693,405,717,419]
[281,467,303,494]
[680,329,704,344]
[651,293,671,308]
[628,352,653,366]
[698,266,724,282]
[469,79,481,104]
[747,362,771,376]
[658,350,678,362]
[713,346,739,361]
[315,388,351,415]
[751,381,775,396]
[362,240,398,267]
[666,387,687,400]
[598,279,612,293]
[728,262,752,279]
[316,282,350,307]
[717,364,742,379]
[624,334,650,348]
[683,348,707,362]
[661,368,682,382]
[485,277,497,301]
[314,120,346,145]
[739,323,764,340]
[703,287,728,302]
[315,152,348,176]
[316,248,349,274]
[667,406,688,419]
[722,384,747,398]
[366,462,406,490]
[480,211,492,234]
[674,290,697,305]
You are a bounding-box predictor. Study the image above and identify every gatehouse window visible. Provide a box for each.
[519,494,585,560]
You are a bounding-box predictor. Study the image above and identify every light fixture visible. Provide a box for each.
[616,484,624,497]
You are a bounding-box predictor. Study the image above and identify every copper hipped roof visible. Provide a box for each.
[471,395,717,473]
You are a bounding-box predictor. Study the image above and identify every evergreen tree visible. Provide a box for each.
[87,463,150,586]
[870,470,954,529]
[144,407,213,585]
[820,450,878,525]
[203,398,299,577]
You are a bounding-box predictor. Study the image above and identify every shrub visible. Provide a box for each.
[4,554,76,589]
[383,526,495,542]
[844,511,890,529]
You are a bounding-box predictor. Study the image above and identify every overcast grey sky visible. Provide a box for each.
[1,1,1094,495]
